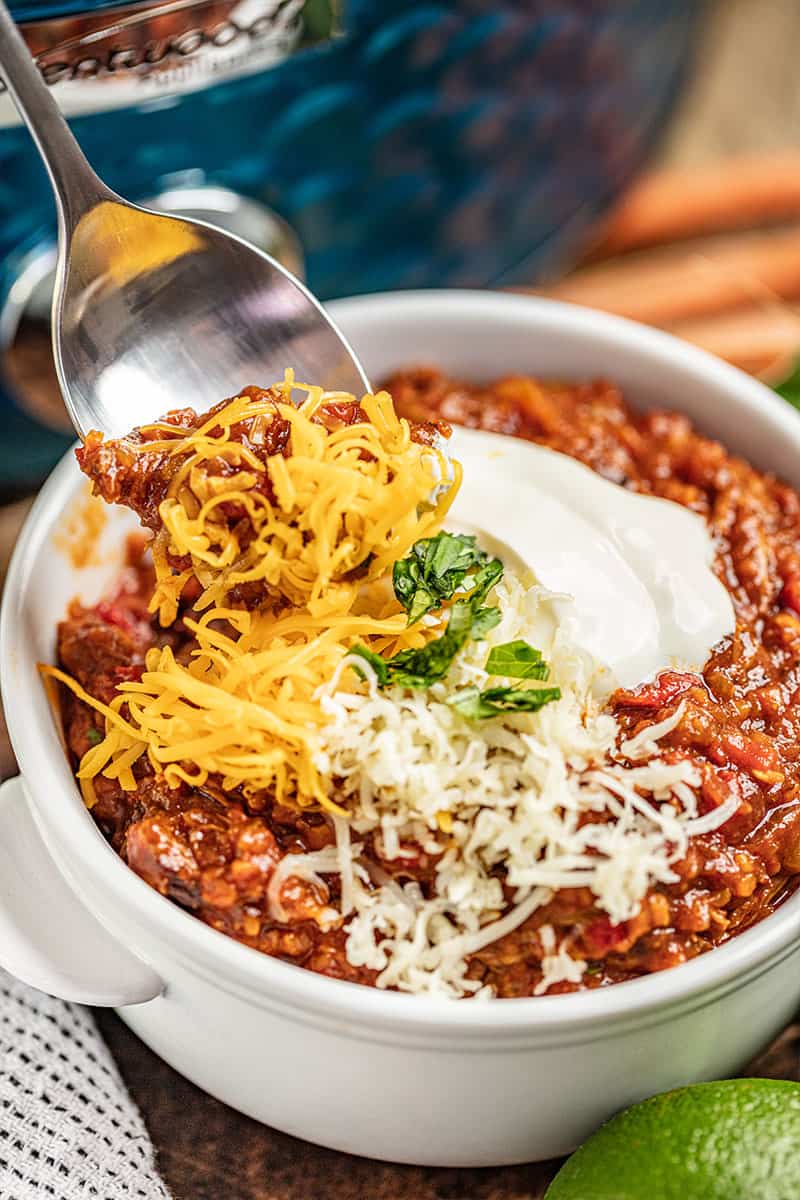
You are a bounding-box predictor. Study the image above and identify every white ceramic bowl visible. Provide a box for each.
[3,292,800,1168]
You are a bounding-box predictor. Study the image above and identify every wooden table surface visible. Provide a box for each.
[88,1010,799,1200]
[4,1,800,1196]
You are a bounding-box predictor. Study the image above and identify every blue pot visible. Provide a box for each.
[0,0,703,487]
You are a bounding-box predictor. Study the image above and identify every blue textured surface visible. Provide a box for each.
[0,0,702,485]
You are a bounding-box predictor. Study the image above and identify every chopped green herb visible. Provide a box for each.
[774,360,800,411]
[86,726,103,746]
[352,598,476,689]
[470,556,504,604]
[348,645,390,686]
[470,606,502,639]
[392,531,502,625]
[485,639,550,680]
[351,532,508,689]
[447,683,561,720]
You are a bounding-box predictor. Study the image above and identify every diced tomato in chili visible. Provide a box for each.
[700,767,742,814]
[717,729,783,782]
[780,575,800,616]
[615,670,702,709]
[582,916,630,956]
[95,600,137,633]
[112,665,144,684]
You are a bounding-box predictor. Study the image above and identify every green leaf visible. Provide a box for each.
[447,683,562,720]
[774,360,800,411]
[485,640,550,680]
[426,530,481,579]
[471,606,502,639]
[470,556,504,604]
[348,644,389,686]
[351,533,507,690]
[392,560,437,627]
[392,532,502,624]
[349,599,476,690]
[382,599,475,688]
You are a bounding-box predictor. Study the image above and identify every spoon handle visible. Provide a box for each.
[0,0,113,229]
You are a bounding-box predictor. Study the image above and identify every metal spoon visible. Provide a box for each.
[0,0,369,439]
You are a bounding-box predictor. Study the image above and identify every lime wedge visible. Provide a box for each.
[546,1079,800,1200]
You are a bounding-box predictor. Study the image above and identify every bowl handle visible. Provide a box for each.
[0,776,163,1006]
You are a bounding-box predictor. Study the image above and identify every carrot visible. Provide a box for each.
[591,153,800,258]
[524,227,800,327]
[669,305,800,379]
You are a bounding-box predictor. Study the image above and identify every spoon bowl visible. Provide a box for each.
[55,195,370,437]
[0,0,368,439]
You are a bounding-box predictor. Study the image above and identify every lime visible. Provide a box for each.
[545,1079,800,1200]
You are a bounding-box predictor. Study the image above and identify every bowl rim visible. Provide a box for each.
[5,288,800,1035]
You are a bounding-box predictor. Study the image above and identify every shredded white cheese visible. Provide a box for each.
[273,573,736,998]
[534,925,587,996]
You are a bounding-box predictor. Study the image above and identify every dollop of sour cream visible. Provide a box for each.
[448,427,735,695]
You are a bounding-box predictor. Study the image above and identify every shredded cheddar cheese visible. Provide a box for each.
[50,601,432,814]
[141,375,458,625]
[43,380,459,813]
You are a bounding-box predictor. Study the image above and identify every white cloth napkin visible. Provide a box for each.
[0,970,171,1200]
